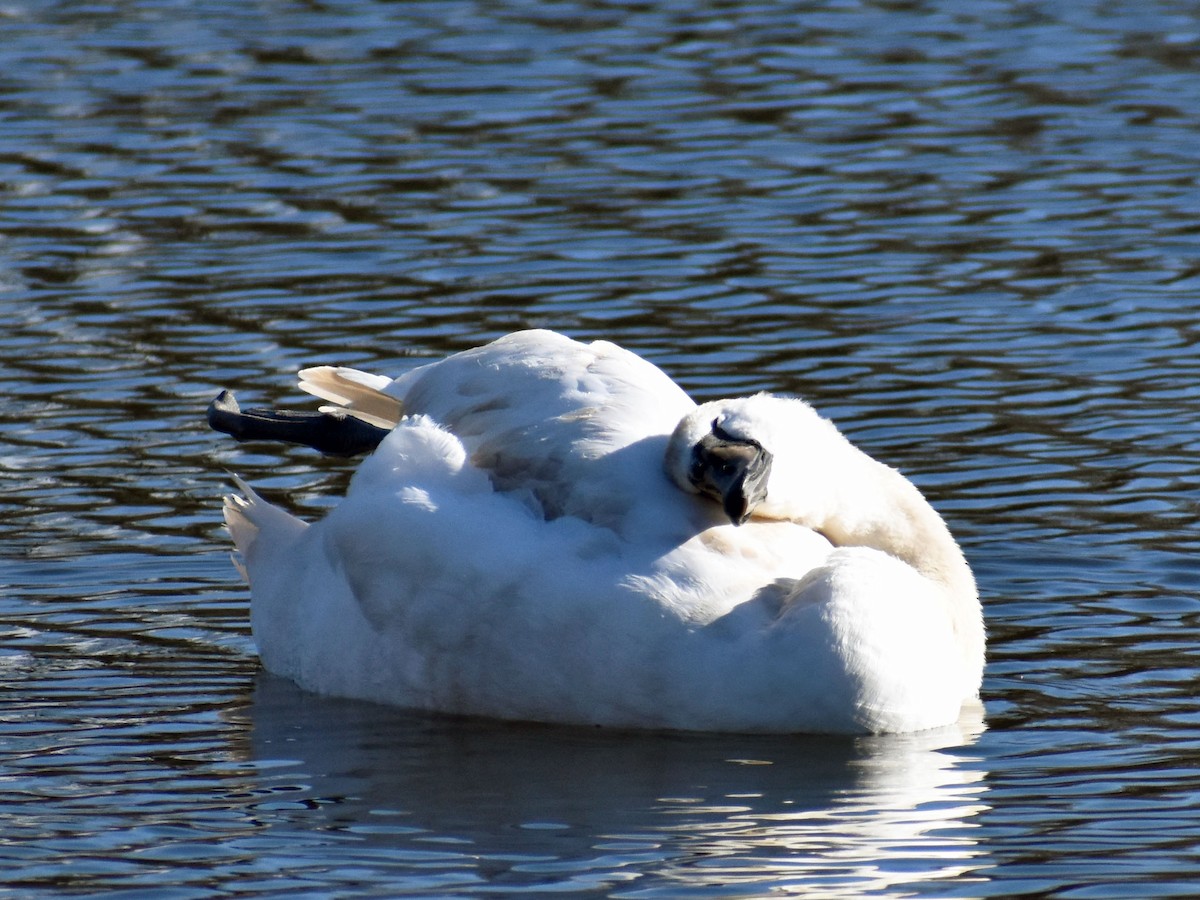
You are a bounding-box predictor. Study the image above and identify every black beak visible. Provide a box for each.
[689,422,773,525]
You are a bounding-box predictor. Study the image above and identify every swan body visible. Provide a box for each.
[220,329,983,734]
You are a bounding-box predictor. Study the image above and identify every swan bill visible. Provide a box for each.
[689,422,773,525]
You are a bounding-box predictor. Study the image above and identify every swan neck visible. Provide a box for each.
[824,459,973,593]
[804,455,983,681]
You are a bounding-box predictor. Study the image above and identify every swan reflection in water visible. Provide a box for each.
[234,676,991,894]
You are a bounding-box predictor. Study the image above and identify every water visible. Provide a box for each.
[3,0,1200,894]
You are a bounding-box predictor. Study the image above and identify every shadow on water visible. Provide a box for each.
[235,674,992,895]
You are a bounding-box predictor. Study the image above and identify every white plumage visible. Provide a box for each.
[222,329,983,734]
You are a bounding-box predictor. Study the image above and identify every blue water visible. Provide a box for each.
[4,0,1200,895]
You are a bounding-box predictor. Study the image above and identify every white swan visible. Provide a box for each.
[215,329,983,734]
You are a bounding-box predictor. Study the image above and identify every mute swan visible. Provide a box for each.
[211,329,983,734]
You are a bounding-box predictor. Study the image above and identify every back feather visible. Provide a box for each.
[298,366,402,429]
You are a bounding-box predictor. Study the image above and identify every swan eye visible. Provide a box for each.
[688,445,709,483]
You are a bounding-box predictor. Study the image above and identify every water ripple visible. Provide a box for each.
[4,0,1200,895]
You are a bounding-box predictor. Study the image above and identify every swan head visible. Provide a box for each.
[666,394,844,526]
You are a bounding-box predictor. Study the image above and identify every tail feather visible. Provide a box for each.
[223,475,308,584]
[298,366,401,429]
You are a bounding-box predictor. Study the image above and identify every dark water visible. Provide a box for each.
[4,0,1200,895]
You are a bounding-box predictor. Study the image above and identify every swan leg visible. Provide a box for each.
[207,390,389,457]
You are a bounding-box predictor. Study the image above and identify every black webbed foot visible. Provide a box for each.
[207,390,389,457]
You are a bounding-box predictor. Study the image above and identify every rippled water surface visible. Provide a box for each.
[5,0,1200,895]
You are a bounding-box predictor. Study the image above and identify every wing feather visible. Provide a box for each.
[298,366,402,429]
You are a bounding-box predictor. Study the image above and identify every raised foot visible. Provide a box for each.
[207,390,389,457]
